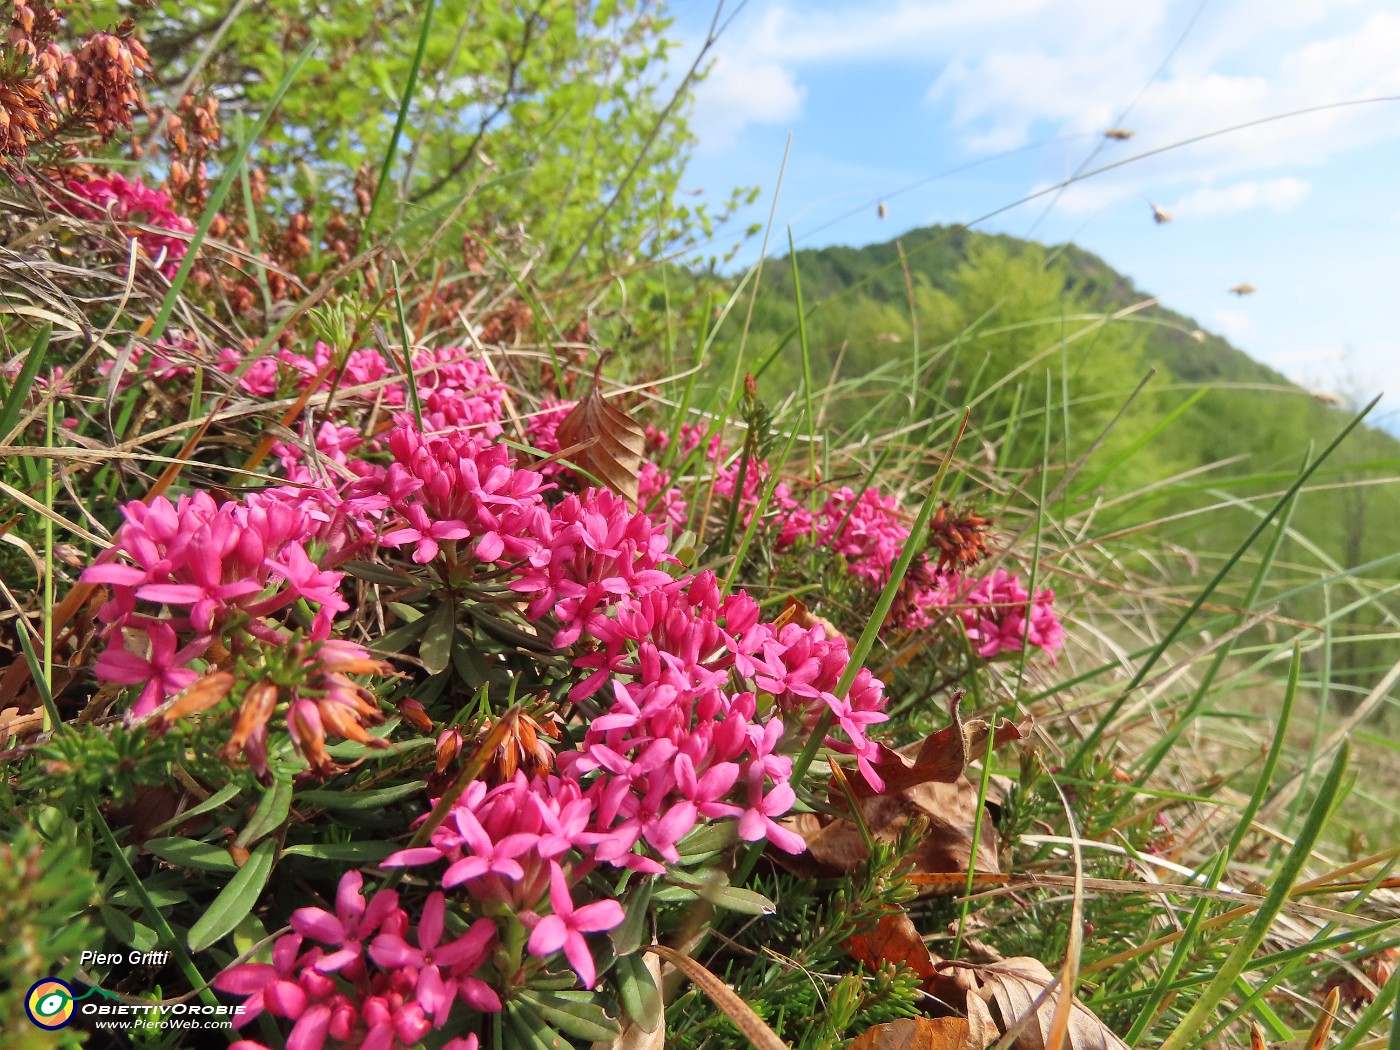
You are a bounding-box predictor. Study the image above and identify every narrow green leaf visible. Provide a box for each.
[150,783,243,834]
[1068,397,1380,775]
[0,325,51,443]
[1157,742,1351,1050]
[236,778,293,849]
[187,840,276,952]
[520,989,621,1043]
[143,836,239,873]
[610,880,653,957]
[616,952,662,1033]
[341,561,417,586]
[420,600,455,675]
[281,841,400,862]
[296,782,424,811]
[506,999,570,1050]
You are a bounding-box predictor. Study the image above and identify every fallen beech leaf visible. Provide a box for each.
[846,1014,993,1050]
[974,958,1128,1050]
[778,694,1027,884]
[846,910,978,1012]
[556,355,646,507]
[0,705,45,746]
[861,693,1031,798]
[848,912,941,985]
[782,773,1000,883]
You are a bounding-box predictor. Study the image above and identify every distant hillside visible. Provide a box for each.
[709,225,1400,693]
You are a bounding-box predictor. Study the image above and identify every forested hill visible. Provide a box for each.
[715,225,1400,688]
[728,222,1397,500]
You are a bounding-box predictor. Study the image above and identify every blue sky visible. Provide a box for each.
[666,0,1400,431]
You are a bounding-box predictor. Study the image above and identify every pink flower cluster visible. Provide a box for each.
[814,484,1063,659]
[364,426,549,565]
[960,568,1064,660]
[59,174,195,279]
[216,871,485,1050]
[384,775,627,986]
[104,339,508,447]
[80,490,357,716]
[78,344,1069,1044]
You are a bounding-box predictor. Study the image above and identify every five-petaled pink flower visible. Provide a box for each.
[525,863,626,989]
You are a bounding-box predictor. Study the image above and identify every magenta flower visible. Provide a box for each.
[214,934,320,1027]
[290,870,402,974]
[526,863,625,989]
[92,620,209,717]
[59,174,194,278]
[369,893,500,1022]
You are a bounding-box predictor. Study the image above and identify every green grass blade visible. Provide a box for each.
[1066,397,1379,775]
[364,0,437,233]
[1156,741,1351,1050]
[0,324,51,444]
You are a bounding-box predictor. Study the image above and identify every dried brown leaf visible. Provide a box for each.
[647,944,788,1050]
[783,774,1000,883]
[846,1014,993,1050]
[1304,987,1339,1050]
[861,693,1031,797]
[975,958,1128,1050]
[848,911,942,985]
[846,910,978,1011]
[555,356,646,506]
[0,705,45,746]
[778,695,1027,885]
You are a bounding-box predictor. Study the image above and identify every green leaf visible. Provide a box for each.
[296,782,425,811]
[341,561,417,586]
[369,613,430,658]
[702,884,777,916]
[520,989,621,1043]
[235,778,293,849]
[0,325,51,442]
[144,836,239,873]
[616,952,661,1033]
[151,783,243,834]
[281,841,400,862]
[610,879,652,957]
[187,840,277,953]
[420,600,455,675]
[100,904,137,947]
[505,999,570,1050]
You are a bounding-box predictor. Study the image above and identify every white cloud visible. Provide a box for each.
[689,1,1400,207]
[688,52,805,151]
[1170,177,1311,218]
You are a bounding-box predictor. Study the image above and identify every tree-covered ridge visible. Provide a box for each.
[716,224,1400,698]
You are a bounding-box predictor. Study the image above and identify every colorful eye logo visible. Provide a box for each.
[26,978,76,1029]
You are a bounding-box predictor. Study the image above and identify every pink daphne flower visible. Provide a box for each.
[290,870,403,974]
[370,426,549,564]
[59,174,195,279]
[959,569,1064,661]
[525,863,625,989]
[369,892,500,1022]
[92,619,209,718]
